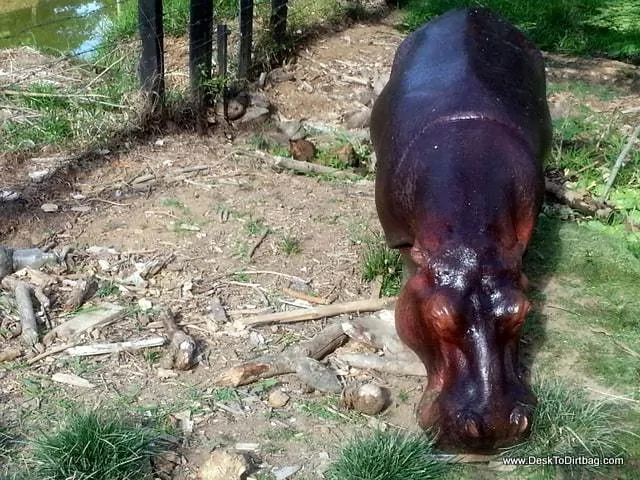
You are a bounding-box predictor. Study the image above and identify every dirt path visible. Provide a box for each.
[1,13,640,480]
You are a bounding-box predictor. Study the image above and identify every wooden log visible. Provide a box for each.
[257,151,361,179]
[138,0,165,110]
[237,0,254,79]
[241,297,396,327]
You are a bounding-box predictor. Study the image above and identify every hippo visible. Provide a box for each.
[370,7,551,452]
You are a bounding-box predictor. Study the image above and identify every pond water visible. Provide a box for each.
[0,0,120,56]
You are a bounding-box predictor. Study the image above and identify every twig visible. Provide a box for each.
[241,297,397,327]
[248,230,269,260]
[0,89,109,99]
[234,270,310,284]
[601,124,640,202]
[281,287,331,305]
[65,336,166,356]
[85,55,126,90]
[26,341,81,365]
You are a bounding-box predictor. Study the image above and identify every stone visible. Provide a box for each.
[343,108,372,130]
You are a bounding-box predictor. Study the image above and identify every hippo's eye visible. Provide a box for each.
[502,297,531,335]
[425,293,459,335]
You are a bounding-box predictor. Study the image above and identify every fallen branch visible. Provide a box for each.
[160,308,196,370]
[241,297,396,327]
[43,302,125,344]
[544,179,612,218]
[255,150,361,179]
[65,336,166,357]
[601,124,640,202]
[26,341,81,365]
[215,323,347,391]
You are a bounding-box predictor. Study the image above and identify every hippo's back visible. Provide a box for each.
[371,7,550,164]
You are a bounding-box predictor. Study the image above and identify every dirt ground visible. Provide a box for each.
[1,12,640,480]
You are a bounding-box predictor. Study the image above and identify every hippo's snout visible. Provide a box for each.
[418,387,536,452]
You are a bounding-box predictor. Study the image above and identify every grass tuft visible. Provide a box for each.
[361,235,402,297]
[503,378,629,476]
[32,411,162,480]
[325,430,453,480]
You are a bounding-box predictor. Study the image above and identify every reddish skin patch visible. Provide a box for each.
[371,7,551,452]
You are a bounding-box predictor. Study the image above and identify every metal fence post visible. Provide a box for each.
[138,0,165,111]
[270,0,288,44]
[238,0,254,80]
[189,0,214,110]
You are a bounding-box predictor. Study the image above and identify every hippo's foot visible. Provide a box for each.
[416,387,442,432]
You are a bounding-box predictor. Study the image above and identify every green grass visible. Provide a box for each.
[400,0,640,60]
[361,234,403,297]
[501,378,634,479]
[326,430,453,480]
[280,235,302,255]
[32,411,162,480]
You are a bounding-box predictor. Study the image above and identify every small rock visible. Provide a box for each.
[0,190,21,202]
[209,296,228,323]
[268,67,295,84]
[258,71,268,88]
[29,169,51,182]
[343,108,372,130]
[41,203,59,212]
[249,331,265,346]
[0,348,21,363]
[199,450,248,480]
[268,389,290,408]
[238,106,270,124]
[70,206,91,213]
[154,138,165,146]
[373,73,390,97]
[172,410,194,434]
[289,139,316,161]
[249,93,271,109]
[138,298,153,312]
[278,120,305,140]
[157,368,178,379]
[273,465,302,480]
[341,383,387,415]
[356,89,376,106]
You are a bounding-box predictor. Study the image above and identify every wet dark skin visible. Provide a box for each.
[371,8,552,452]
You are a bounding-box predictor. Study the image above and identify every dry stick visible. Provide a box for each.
[234,270,310,284]
[544,179,612,218]
[26,342,81,365]
[215,323,348,390]
[601,124,640,202]
[241,297,397,327]
[248,230,269,260]
[281,287,331,305]
[160,309,196,370]
[254,150,361,179]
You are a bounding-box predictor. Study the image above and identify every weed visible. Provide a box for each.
[325,430,452,480]
[32,411,162,480]
[143,350,162,365]
[214,387,241,403]
[96,281,120,297]
[397,390,410,403]
[281,236,302,255]
[251,379,279,395]
[160,198,185,209]
[245,218,269,236]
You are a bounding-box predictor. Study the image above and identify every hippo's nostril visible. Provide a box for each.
[464,417,480,438]
[509,407,530,435]
[457,412,482,439]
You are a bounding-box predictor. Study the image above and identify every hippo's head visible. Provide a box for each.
[396,245,536,452]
